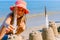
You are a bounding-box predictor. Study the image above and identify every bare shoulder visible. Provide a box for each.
[2,13,13,27]
[6,13,13,21]
[7,13,13,18]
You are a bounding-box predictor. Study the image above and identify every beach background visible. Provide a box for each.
[0,0,60,40]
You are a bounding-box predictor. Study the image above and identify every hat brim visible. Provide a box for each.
[10,6,29,14]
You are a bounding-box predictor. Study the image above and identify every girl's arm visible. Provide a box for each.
[0,15,13,40]
[0,26,6,40]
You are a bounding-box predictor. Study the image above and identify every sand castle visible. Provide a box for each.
[29,23,60,40]
[28,20,60,40]
[49,21,58,36]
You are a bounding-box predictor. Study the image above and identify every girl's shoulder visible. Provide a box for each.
[7,13,13,17]
[1,13,13,28]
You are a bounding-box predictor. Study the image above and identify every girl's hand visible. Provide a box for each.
[6,25,15,33]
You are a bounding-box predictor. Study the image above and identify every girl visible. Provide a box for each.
[0,0,29,40]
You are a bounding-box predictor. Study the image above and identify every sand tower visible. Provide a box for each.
[42,6,56,40]
[49,21,58,36]
[42,27,56,40]
[29,31,43,40]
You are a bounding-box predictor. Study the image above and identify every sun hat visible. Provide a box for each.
[10,0,29,14]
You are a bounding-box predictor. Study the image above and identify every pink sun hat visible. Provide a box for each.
[10,0,29,14]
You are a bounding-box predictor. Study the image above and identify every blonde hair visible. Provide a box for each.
[8,13,26,34]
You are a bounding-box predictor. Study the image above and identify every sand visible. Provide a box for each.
[6,23,60,40]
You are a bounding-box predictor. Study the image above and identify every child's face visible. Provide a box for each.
[14,7,25,17]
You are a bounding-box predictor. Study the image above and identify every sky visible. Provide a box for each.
[0,0,60,17]
[0,0,60,27]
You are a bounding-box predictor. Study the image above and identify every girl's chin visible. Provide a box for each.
[17,15,22,18]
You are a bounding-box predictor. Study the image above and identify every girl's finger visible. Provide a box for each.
[9,25,15,30]
[8,26,13,31]
[6,28,10,33]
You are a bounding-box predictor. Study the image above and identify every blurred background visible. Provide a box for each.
[0,0,60,28]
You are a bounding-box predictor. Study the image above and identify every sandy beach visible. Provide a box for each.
[20,23,60,40]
